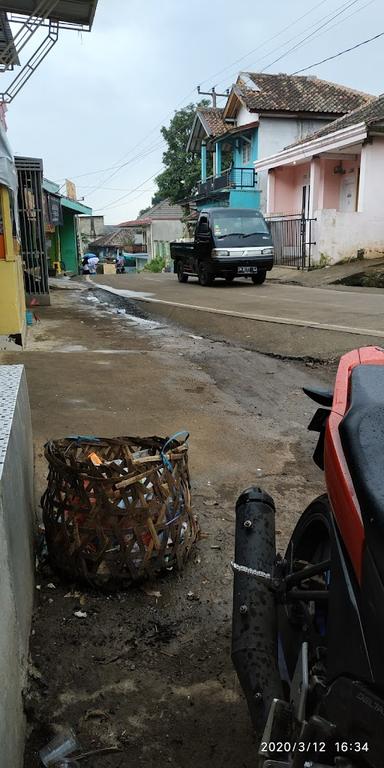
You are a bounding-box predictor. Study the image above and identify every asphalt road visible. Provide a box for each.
[90,272,384,361]
[0,286,330,768]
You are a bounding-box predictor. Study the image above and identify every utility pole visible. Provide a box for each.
[197,85,229,108]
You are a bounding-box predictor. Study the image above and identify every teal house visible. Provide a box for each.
[43,179,92,273]
[187,72,372,213]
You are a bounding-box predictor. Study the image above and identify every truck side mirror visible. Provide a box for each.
[198,221,210,236]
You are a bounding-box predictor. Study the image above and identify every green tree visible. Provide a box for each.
[138,205,151,217]
[153,101,209,204]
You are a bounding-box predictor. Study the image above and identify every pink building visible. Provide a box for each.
[255,96,384,265]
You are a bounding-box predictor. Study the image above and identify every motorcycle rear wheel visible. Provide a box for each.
[279,494,331,682]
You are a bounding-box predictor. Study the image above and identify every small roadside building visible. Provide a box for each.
[119,199,184,263]
[87,227,148,271]
[43,179,92,274]
[254,94,384,266]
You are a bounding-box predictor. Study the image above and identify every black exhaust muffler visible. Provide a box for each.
[232,486,283,728]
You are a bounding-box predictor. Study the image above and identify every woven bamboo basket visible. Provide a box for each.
[41,433,197,587]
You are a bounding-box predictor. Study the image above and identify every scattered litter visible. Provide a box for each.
[39,728,79,766]
[210,545,221,550]
[36,584,41,590]
[75,747,121,761]
[142,588,161,599]
[88,451,103,466]
[74,611,87,619]
[46,583,56,590]
[48,598,54,604]
[203,500,218,507]
[188,334,203,340]
[255,468,263,478]
[187,590,199,601]
[86,296,99,302]
[64,591,81,599]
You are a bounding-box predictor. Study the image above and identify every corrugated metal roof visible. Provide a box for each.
[60,196,92,214]
[1,1,98,29]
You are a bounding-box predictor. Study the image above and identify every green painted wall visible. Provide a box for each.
[45,229,59,265]
[60,209,78,273]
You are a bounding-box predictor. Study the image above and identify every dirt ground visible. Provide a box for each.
[1,284,336,768]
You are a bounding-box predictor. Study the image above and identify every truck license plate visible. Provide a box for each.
[238,266,258,274]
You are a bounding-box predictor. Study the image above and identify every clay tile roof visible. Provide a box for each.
[234,72,374,115]
[119,199,184,227]
[285,93,384,147]
[118,218,151,227]
[197,107,228,136]
[89,227,134,247]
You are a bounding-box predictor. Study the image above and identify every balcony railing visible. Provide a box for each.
[196,166,257,198]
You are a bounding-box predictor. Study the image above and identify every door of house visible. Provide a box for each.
[339,173,356,212]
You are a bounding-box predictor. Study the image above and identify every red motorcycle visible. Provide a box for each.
[232,346,384,767]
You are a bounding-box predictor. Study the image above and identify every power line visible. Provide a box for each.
[292,30,384,73]
[83,139,166,198]
[260,0,364,72]
[70,0,375,215]
[197,0,331,89]
[92,170,162,213]
[216,0,375,84]
[55,0,343,190]
[287,0,375,55]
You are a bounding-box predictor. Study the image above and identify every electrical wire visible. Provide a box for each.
[79,139,166,198]
[74,0,375,215]
[55,0,347,191]
[214,0,370,88]
[261,0,365,72]
[292,29,384,73]
[196,0,331,89]
[92,171,162,213]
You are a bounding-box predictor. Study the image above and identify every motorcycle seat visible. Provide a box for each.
[339,364,384,555]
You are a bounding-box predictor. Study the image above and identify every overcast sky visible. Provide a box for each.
[5,0,384,223]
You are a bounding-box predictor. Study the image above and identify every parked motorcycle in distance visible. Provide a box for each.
[232,346,384,768]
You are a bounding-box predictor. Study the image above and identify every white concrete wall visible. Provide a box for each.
[257,117,332,211]
[314,208,384,264]
[151,219,184,260]
[358,136,384,214]
[236,104,253,127]
[0,365,34,768]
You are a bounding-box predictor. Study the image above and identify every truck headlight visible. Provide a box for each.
[261,248,274,256]
[212,249,229,258]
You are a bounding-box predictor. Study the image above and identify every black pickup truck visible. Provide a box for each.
[170,207,274,286]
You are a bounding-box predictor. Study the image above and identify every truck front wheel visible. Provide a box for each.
[177,262,188,283]
[251,269,267,285]
[198,263,214,286]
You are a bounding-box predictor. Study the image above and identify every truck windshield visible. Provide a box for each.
[213,213,269,238]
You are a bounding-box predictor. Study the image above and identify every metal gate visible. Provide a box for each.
[266,214,316,269]
[15,156,50,304]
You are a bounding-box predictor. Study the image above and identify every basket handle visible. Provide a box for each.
[161,430,189,471]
